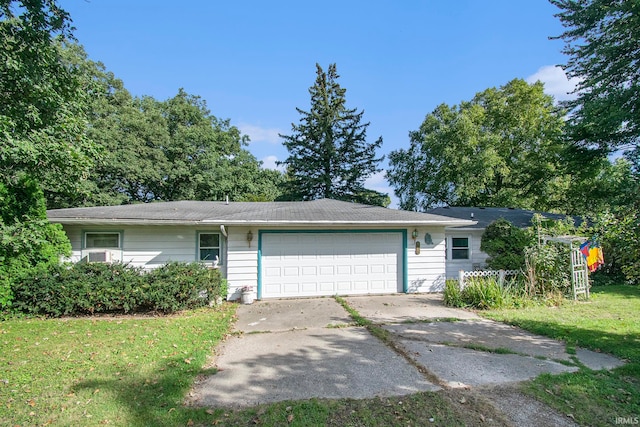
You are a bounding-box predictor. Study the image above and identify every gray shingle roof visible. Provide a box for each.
[47,199,476,227]
[426,207,579,229]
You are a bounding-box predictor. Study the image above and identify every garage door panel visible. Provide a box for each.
[283,267,299,276]
[261,232,403,298]
[319,266,334,275]
[353,281,368,290]
[283,283,299,294]
[354,265,368,274]
[265,267,281,277]
[302,282,318,292]
[336,265,351,275]
[370,280,385,290]
[371,264,385,274]
[337,281,351,291]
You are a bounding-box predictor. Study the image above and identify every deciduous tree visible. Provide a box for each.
[0,0,96,199]
[387,79,567,211]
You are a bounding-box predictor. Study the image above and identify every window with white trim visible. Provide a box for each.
[449,237,470,260]
[198,232,221,263]
[85,232,121,249]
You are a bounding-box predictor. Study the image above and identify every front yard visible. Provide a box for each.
[1,285,638,426]
[483,285,640,426]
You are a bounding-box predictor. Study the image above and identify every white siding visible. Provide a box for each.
[225,226,258,300]
[406,227,447,292]
[60,223,453,300]
[63,225,200,268]
[444,229,488,279]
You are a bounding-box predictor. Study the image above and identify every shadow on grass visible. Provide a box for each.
[74,357,223,427]
[591,284,640,299]
[492,317,640,363]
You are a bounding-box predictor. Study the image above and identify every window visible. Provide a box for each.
[85,232,121,249]
[198,233,221,263]
[450,237,469,260]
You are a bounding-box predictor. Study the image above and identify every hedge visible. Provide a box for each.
[11,261,226,317]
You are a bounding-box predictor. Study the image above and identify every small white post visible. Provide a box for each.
[458,270,465,290]
[498,269,505,287]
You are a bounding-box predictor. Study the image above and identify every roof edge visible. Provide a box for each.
[49,218,477,227]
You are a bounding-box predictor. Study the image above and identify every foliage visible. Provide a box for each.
[46,44,282,208]
[590,207,640,285]
[0,0,97,201]
[560,154,636,215]
[460,278,507,309]
[524,242,572,297]
[0,177,71,309]
[387,79,568,211]
[444,277,531,310]
[443,279,464,308]
[11,262,225,316]
[278,63,387,205]
[551,0,640,154]
[481,218,534,270]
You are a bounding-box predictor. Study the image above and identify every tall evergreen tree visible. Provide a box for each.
[551,0,640,154]
[278,63,386,205]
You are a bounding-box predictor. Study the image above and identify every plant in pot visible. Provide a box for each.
[240,285,254,304]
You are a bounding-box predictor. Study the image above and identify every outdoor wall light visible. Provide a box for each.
[246,230,253,246]
[411,229,419,241]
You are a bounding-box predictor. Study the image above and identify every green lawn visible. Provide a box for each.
[0,303,507,427]
[483,285,640,426]
[0,306,237,426]
[2,286,638,426]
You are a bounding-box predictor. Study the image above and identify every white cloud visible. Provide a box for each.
[261,155,285,171]
[238,123,282,144]
[526,65,582,102]
[365,170,387,188]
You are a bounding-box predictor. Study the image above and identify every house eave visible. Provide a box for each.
[49,218,476,228]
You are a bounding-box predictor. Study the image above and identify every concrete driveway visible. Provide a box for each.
[189,294,624,408]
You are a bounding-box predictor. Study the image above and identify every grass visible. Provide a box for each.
[0,305,237,426]
[0,299,509,427]
[3,286,638,426]
[482,285,640,426]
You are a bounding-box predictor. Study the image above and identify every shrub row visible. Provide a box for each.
[11,262,226,317]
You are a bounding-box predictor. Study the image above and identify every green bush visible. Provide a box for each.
[481,218,533,271]
[0,177,72,310]
[443,279,464,307]
[144,262,222,312]
[524,242,572,296]
[443,276,532,309]
[11,261,225,317]
[460,278,507,309]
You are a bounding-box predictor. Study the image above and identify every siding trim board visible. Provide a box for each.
[257,229,408,300]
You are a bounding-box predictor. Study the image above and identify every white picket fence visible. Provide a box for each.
[458,269,521,289]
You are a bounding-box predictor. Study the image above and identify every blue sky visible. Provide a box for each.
[59,0,579,207]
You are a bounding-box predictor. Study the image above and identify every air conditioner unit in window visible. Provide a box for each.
[88,251,112,263]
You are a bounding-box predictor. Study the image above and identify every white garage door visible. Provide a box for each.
[260,232,404,298]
